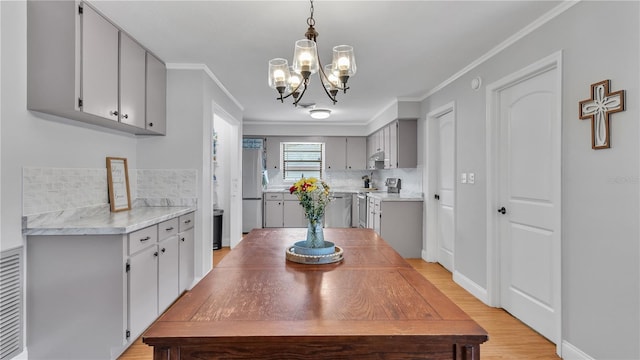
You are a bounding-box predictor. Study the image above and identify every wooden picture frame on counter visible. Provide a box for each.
[106,157,132,212]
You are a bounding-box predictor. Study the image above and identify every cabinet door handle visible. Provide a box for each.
[148,122,154,127]
[140,236,151,242]
[165,227,174,231]
[184,219,192,224]
[161,248,166,253]
[110,110,118,117]
[122,114,129,119]
[181,237,185,242]
[154,251,159,257]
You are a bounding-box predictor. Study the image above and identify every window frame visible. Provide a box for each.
[280,141,325,182]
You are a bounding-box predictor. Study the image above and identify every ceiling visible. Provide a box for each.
[90,0,563,125]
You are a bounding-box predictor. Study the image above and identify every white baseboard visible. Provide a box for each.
[561,340,594,360]
[452,270,490,305]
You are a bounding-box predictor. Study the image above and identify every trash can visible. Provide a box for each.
[213,209,223,250]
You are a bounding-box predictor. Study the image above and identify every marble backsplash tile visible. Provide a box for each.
[22,167,197,216]
[22,167,109,216]
[136,169,198,200]
[266,167,422,193]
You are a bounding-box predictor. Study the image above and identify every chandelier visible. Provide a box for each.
[268,0,356,107]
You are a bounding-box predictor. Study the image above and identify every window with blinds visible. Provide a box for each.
[282,142,324,181]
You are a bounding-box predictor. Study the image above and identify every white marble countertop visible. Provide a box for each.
[263,187,385,194]
[263,187,423,201]
[366,192,424,201]
[23,205,197,236]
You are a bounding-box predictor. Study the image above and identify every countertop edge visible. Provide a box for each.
[263,188,423,201]
[23,206,197,236]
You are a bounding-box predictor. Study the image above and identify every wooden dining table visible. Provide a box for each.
[143,228,488,359]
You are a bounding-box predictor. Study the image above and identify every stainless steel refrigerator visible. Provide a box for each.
[242,148,264,233]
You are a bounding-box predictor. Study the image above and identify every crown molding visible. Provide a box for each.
[165,63,244,112]
[420,0,580,100]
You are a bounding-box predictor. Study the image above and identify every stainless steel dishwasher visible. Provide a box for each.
[325,193,352,228]
[357,192,367,228]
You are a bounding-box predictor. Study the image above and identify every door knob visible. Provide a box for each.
[434,194,440,200]
[497,207,506,214]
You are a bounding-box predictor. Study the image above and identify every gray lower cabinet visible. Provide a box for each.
[158,235,180,313]
[158,217,180,313]
[283,193,307,227]
[128,243,159,339]
[264,192,284,227]
[26,212,195,359]
[367,199,423,258]
[264,192,307,228]
[178,213,195,293]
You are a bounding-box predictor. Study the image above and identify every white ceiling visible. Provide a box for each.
[90,0,563,125]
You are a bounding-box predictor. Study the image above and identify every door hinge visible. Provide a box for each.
[126,330,131,339]
[78,4,83,14]
[78,98,83,108]
[125,263,130,273]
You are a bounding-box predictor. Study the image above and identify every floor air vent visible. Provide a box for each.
[0,247,23,360]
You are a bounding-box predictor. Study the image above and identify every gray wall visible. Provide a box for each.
[420,1,638,358]
[0,1,138,251]
[137,69,243,278]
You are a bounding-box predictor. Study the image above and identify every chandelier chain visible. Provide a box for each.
[307,0,315,26]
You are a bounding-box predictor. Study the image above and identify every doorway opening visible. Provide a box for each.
[212,107,242,250]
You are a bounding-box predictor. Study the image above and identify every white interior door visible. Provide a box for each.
[436,110,455,272]
[495,63,561,344]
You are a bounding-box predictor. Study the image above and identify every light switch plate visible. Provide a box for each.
[468,173,475,184]
[461,173,467,184]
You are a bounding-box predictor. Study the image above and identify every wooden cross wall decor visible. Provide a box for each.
[579,79,625,149]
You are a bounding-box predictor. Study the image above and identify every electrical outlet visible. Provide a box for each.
[468,173,475,184]
[461,173,467,184]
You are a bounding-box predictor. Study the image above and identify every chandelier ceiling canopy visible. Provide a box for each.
[268,0,356,109]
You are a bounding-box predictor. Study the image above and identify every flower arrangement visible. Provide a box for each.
[289,177,332,225]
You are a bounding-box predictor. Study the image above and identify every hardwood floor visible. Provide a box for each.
[119,247,560,360]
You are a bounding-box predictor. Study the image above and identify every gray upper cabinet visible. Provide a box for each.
[265,137,282,170]
[119,32,147,129]
[346,137,366,170]
[27,1,166,136]
[81,4,119,121]
[366,120,417,169]
[324,137,347,170]
[146,53,167,135]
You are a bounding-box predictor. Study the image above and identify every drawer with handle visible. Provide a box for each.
[179,212,195,232]
[265,193,284,201]
[158,218,179,241]
[128,225,158,255]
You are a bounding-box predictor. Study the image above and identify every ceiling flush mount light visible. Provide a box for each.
[309,109,331,119]
[268,0,356,107]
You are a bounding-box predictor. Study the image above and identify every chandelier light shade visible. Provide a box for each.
[323,64,339,97]
[268,58,291,94]
[268,0,355,107]
[332,45,356,86]
[293,39,319,78]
